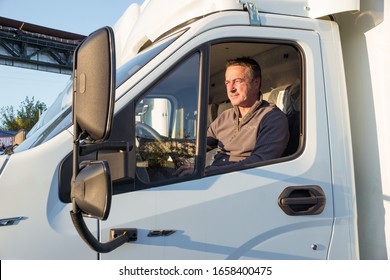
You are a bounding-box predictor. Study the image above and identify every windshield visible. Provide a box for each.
[13,31,184,153]
[14,81,73,153]
[116,31,184,87]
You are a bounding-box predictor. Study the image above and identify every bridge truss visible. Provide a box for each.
[0,16,86,75]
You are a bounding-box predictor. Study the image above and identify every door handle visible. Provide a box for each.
[278,186,326,215]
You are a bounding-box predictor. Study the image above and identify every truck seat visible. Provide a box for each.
[207,100,232,127]
[263,81,300,156]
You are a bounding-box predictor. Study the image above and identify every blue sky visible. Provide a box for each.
[0,0,143,114]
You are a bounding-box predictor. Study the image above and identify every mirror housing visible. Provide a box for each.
[72,161,112,220]
[73,26,115,141]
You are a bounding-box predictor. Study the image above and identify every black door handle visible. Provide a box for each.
[278,185,326,215]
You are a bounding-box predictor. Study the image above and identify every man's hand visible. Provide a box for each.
[175,158,195,177]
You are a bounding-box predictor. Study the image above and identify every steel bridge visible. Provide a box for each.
[0,16,86,75]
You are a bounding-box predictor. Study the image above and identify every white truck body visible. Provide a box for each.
[0,0,388,259]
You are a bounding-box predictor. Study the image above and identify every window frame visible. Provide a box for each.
[117,38,305,191]
[203,38,305,176]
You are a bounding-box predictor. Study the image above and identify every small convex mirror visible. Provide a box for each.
[73,161,112,220]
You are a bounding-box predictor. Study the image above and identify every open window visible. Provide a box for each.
[208,41,302,159]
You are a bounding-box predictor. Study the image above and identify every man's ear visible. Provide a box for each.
[254,77,261,90]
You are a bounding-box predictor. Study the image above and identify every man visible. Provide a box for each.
[178,56,289,176]
[206,56,289,172]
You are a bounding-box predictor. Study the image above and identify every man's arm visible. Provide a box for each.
[206,123,219,151]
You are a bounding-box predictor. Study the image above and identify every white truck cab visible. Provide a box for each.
[1,0,389,260]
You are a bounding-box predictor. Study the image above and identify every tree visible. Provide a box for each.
[0,97,47,132]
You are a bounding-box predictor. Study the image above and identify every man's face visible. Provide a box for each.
[225,65,260,108]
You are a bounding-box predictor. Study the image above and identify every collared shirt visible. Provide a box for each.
[206,98,289,171]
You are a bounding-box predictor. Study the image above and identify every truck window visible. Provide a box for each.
[207,41,302,168]
[134,52,200,185]
[132,41,302,189]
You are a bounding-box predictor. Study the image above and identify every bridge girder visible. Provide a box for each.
[0,16,86,75]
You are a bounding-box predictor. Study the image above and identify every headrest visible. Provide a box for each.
[263,84,291,114]
[263,80,300,114]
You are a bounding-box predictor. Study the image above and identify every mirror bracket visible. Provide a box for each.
[70,210,135,253]
[79,141,133,156]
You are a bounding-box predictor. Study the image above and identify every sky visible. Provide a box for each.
[0,0,143,117]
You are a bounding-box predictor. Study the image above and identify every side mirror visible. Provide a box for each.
[71,27,132,253]
[73,26,115,141]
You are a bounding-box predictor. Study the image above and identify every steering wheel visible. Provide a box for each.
[136,122,163,142]
[135,123,178,182]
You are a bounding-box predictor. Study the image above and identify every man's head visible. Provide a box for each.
[224,57,262,113]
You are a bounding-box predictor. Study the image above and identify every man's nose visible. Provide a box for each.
[226,83,236,92]
[229,86,237,93]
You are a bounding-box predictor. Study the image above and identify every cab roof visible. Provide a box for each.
[114,0,359,66]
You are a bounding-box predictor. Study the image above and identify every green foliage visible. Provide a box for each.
[0,97,47,132]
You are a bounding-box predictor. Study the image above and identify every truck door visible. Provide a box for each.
[100,25,333,260]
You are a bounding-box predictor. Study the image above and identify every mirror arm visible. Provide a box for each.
[70,210,131,253]
[79,141,133,156]
[71,126,82,213]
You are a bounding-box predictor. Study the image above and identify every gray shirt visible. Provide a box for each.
[206,99,289,172]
